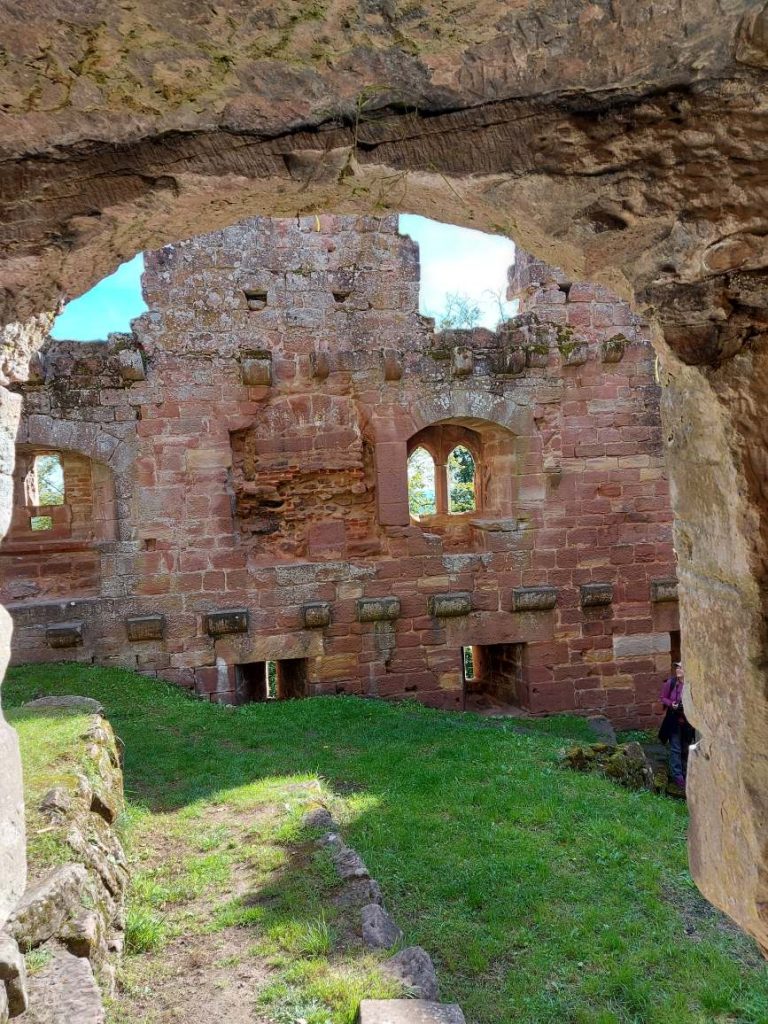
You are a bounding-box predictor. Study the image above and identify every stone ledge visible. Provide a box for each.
[204,608,249,636]
[357,597,400,623]
[650,578,678,603]
[512,586,558,612]
[580,583,614,607]
[302,602,332,629]
[125,614,164,642]
[45,622,83,649]
[428,593,472,618]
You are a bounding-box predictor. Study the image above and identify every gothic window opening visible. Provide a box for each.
[447,445,476,514]
[407,447,437,518]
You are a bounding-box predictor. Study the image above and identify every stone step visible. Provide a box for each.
[22,946,103,1024]
[359,999,466,1024]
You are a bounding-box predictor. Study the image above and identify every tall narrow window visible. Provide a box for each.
[33,453,65,506]
[407,447,437,518]
[447,445,476,513]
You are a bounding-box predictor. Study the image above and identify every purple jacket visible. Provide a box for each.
[661,677,684,712]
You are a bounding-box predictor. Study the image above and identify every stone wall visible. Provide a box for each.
[2,216,678,727]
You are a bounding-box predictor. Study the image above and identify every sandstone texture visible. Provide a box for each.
[359,1001,466,1024]
[1,220,678,726]
[0,0,767,963]
[383,947,439,1001]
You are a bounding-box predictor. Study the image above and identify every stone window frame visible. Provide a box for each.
[406,423,484,523]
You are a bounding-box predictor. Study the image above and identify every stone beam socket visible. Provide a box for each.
[302,602,332,629]
[650,578,679,603]
[579,583,614,608]
[45,622,84,649]
[428,593,472,618]
[126,614,165,642]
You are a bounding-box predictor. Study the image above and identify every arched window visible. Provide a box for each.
[407,447,437,518]
[447,445,476,513]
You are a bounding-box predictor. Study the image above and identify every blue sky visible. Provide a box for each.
[50,254,148,341]
[50,217,516,340]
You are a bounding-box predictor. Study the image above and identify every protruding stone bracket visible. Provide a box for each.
[512,586,558,612]
[559,340,589,366]
[241,352,272,386]
[651,578,679,603]
[357,597,400,623]
[126,614,165,641]
[451,347,473,378]
[428,593,472,618]
[491,347,526,375]
[116,348,146,383]
[580,583,614,608]
[205,608,249,636]
[45,621,84,648]
[601,335,626,363]
[302,602,332,629]
[525,345,549,368]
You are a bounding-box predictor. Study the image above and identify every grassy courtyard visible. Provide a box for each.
[4,663,767,1024]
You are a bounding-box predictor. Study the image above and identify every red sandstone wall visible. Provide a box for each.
[1,216,679,727]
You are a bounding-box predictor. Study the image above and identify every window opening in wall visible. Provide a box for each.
[30,515,53,532]
[235,658,308,703]
[407,447,437,518]
[33,453,65,506]
[462,646,476,682]
[447,445,476,513]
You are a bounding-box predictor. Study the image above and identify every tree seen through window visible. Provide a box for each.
[407,447,437,518]
[448,445,476,513]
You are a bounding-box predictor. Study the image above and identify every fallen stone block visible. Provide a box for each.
[383,946,439,1000]
[336,877,384,910]
[301,807,336,830]
[23,945,104,1024]
[358,1001,465,1024]
[23,696,102,715]
[333,845,370,880]
[361,904,403,949]
[8,865,90,951]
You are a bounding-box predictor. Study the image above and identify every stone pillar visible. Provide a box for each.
[0,388,25,922]
[660,338,768,951]
[0,314,52,1019]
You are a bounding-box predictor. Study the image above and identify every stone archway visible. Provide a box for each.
[2,0,768,960]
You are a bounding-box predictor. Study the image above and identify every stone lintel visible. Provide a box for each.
[580,583,614,607]
[357,597,400,623]
[428,593,472,618]
[613,632,671,658]
[126,614,165,641]
[205,608,249,636]
[45,621,84,649]
[651,578,679,603]
[512,586,558,612]
[302,602,332,628]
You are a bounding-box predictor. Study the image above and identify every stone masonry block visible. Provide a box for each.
[241,355,272,386]
[650,578,678,602]
[452,347,473,377]
[601,335,627,363]
[357,597,401,622]
[205,608,249,636]
[613,632,671,659]
[45,621,84,649]
[580,583,614,607]
[428,593,472,618]
[512,587,558,612]
[359,1002,466,1024]
[302,602,332,628]
[126,614,165,641]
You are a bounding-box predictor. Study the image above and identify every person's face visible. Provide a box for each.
[675,665,684,683]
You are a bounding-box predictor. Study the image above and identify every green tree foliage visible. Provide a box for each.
[35,455,64,506]
[448,446,476,512]
[407,448,436,517]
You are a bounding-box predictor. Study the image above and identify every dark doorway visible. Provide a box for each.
[462,642,528,709]
[235,661,268,703]
[235,658,308,704]
[670,629,681,669]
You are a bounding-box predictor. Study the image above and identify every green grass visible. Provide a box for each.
[4,663,768,1024]
[7,705,95,872]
